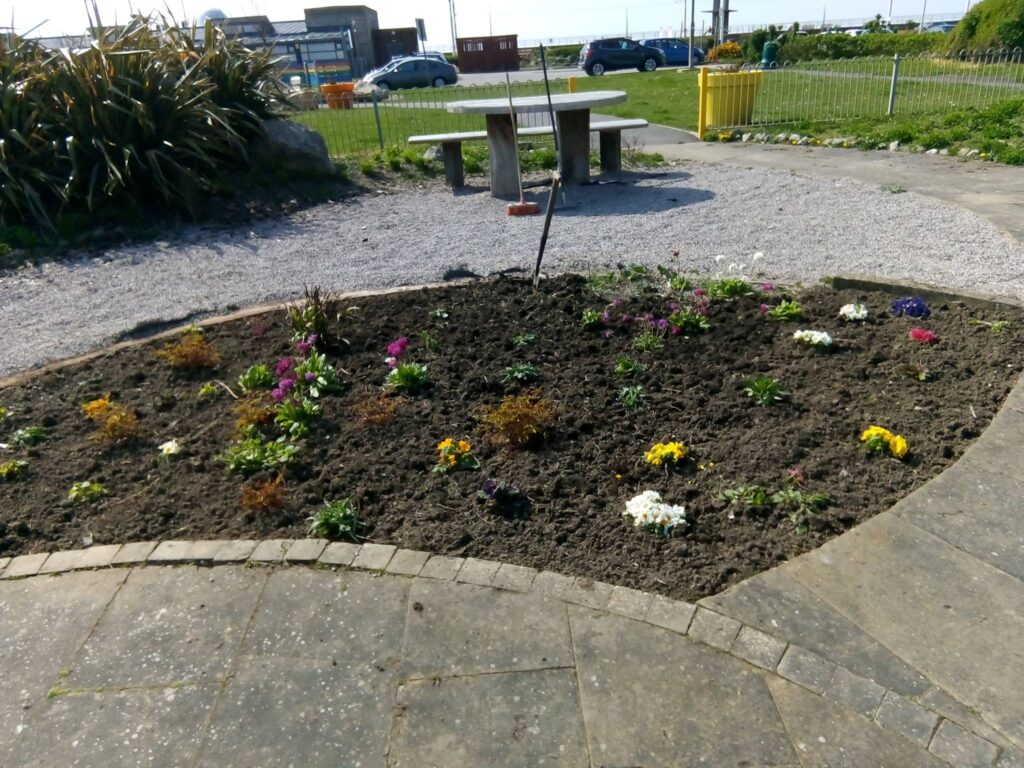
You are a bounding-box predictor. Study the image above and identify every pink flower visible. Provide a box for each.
[387,337,409,357]
[759,303,769,316]
[670,326,682,336]
[600,329,614,340]
[278,377,295,394]
[669,302,681,312]
[759,282,775,292]
[910,328,939,344]
[693,288,707,298]
[787,467,805,486]
[275,358,293,376]
[271,388,284,401]
[385,356,398,369]
[295,341,312,353]
[612,298,624,308]
[619,313,633,325]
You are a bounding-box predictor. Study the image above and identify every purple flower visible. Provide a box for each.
[759,303,769,316]
[275,358,293,376]
[759,282,775,292]
[693,288,707,298]
[600,329,614,340]
[278,377,295,394]
[611,298,624,308]
[669,302,681,313]
[619,313,633,325]
[295,341,312,353]
[271,388,284,401]
[601,310,611,324]
[307,333,318,346]
[387,337,409,357]
[305,372,317,382]
[890,297,931,319]
[670,326,682,336]
[657,318,669,331]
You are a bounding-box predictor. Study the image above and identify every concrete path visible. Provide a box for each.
[4,143,1024,765]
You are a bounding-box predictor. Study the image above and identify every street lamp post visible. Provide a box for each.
[688,0,695,68]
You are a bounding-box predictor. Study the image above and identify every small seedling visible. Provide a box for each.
[12,426,48,448]
[771,489,830,534]
[240,476,286,512]
[0,405,8,421]
[69,481,107,504]
[895,363,932,382]
[0,459,28,481]
[387,362,429,394]
[768,300,802,321]
[581,308,603,329]
[704,277,754,300]
[633,329,665,353]
[419,330,441,351]
[503,364,540,384]
[613,355,646,378]
[657,265,691,294]
[510,333,536,348]
[238,365,275,393]
[431,307,450,322]
[218,436,300,474]
[308,498,359,540]
[970,319,1010,334]
[619,385,647,410]
[721,485,770,506]
[198,381,219,399]
[743,375,790,406]
[667,310,710,335]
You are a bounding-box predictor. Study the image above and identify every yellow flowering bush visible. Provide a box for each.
[644,441,688,467]
[435,438,479,473]
[860,426,909,460]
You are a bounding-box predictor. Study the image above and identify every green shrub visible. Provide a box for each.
[947,0,1024,50]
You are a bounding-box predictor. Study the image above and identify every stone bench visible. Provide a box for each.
[408,118,649,188]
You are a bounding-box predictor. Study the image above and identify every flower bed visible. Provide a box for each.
[1,270,1021,600]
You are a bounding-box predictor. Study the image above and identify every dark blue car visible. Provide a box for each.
[640,38,705,66]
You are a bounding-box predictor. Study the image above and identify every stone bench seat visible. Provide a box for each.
[408,118,649,188]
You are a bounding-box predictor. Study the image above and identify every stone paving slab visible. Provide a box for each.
[37,544,122,574]
[766,677,948,767]
[3,685,218,768]
[702,567,930,696]
[782,512,1024,745]
[65,566,266,689]
[242,568,407,668]
[401,579,573,678]
[389,669,588,768]
[0,553,48,579]
[568,606,796,767]
[197,656,393,768]
[0,570,128,765]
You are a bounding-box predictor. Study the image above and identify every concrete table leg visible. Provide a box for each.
[485,114,520,198]
[599,130,622,172]
[557,109,591,185]
[441,142,464,188]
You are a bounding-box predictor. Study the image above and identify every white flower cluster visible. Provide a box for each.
[793,329,833,348]
[158,439,181,457]
[624,490,687,532]
[838,303,868,321]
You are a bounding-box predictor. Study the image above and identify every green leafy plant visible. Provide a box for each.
[895,363,933,382]
[970,318,1010,334]
[613,355,646,378]
[0,405,8,421]
[768,300,803,321]
[218,434,300,474]
[478,391,557,448]
[431,307,450,322]
[274,397,320,439]
[704,277,754,299]
[387,362,429,394]
[510,333,536,348]
[503,364,540,384]
[286,285,349,346]
[69,481,107,504]
[742,375,790,406]
[581,308,604,329]
[12,426,48,447]
[667,309,710,335]
[771,489,831,534]
[633,329,665,353]
[308,498,359,540]
[238,364,275,393]
[721,485,771,506]
[0,459,28,481]
[419,330,440,351]
[295,351,344,398]
[657,265,691,294]
[198,381,219,398]
[619,385,647,410]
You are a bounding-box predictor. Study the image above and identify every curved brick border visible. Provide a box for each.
[0,538,1017,766]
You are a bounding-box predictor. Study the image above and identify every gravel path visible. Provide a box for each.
[3,162,1023,379]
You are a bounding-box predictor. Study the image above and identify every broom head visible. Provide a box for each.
[507,200,541,216]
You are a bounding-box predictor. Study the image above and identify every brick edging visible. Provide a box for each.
[0,538,1014,765]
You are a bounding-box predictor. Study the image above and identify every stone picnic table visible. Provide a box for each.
[445,90,628,197]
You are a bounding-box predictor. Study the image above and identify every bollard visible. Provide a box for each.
[887,53,901,116]
[372,91,385,149]
[568,76,577,94]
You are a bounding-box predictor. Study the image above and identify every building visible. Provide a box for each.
[456,34,519,73]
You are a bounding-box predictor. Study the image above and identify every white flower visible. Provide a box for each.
[714,254,725,263]
[624,491,687,532]
[793,329,833,348]
[0,443,8,451]
[752,251,764,261]
[838,303,868,321]
[159,439,181,457]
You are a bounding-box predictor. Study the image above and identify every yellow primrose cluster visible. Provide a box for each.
[435,438,476,472]
[860,426,909,460]
[644,441,688,466]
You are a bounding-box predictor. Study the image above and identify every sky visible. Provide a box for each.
[9,0,975,48]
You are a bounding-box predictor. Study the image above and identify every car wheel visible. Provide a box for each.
[641,57,658,71]
[586,62,605,76]
[377,81,391,93]
[432,76,446,87]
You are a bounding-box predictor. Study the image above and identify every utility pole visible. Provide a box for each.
[688,0,695,68]
[448,0,458,53]
[920,0,927,31]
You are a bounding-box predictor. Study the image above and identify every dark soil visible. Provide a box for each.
[1,274,1022,601]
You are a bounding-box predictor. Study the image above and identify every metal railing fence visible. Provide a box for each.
[289,80,571,158]
[701,48,1024,132]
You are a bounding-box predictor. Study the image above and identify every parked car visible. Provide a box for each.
[922,21,957,33]
[361,56,458,91]
[640,37,705,65]
[579,37,666,76]
[390,51,454,69]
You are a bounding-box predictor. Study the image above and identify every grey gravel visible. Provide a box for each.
[3,162,1023,379]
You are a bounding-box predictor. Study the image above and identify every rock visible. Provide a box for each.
[741,132,753,142]
[938,148,949,156]
[775,133,789,144]
[888,140,900,151]
[423,145,443,161]
[797,136,810,146]
[253,118,335,176]
[753,132,769,143]
[958,147,971,157]
[967,148,980,157]
[925,148,939,155]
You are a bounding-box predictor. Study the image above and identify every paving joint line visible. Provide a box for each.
[563,602,597,768]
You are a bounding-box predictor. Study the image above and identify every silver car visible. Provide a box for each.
[362,56,458,92]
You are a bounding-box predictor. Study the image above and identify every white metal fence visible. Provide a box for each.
[703,48,1024,131]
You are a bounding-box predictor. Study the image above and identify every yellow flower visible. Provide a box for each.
[644,441,687,466]
[457,440,471,453]
[437,438,453,451]
[889,435,909,459]
[860,426,892,443]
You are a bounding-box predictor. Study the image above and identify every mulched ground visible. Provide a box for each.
[1,273,1021,600]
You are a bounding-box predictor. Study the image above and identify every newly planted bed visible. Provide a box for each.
[1,269,1021,600]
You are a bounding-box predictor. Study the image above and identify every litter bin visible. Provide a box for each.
[321,82,355,110]
[698,70,764,135]
[761,40,779,68]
